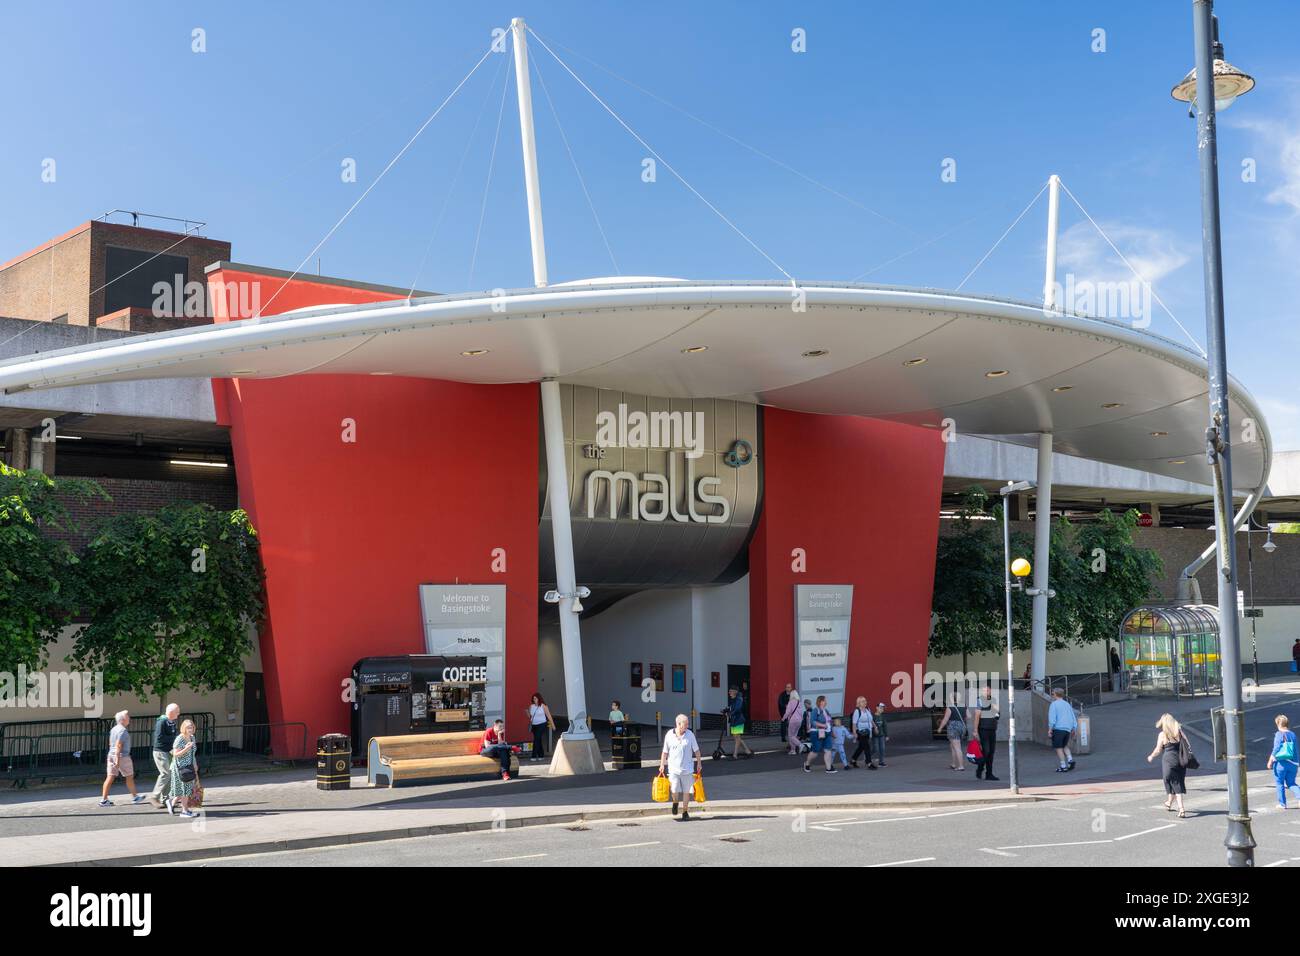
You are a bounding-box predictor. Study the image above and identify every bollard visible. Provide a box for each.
[656,711,662,745]
[690,708,698,732]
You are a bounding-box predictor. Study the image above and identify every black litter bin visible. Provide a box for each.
[611,724,641,770]
[317,733,351,790]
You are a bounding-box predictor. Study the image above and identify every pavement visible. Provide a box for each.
[3,677,1297,867]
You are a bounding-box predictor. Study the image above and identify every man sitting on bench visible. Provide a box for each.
[479,719,513,781]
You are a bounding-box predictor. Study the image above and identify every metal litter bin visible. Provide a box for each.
[611,724,642,770]
[317,733,351,790]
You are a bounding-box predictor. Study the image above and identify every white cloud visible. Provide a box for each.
[1233,114,1300,216]
[1258,396,1300,454]
[1056,220,1192,287]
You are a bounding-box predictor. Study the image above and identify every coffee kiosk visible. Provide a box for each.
[350,655,489,754]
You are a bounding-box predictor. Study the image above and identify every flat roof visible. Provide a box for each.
[0,279,1271,494]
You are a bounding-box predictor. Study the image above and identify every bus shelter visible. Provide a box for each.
[1118,604,1222,698]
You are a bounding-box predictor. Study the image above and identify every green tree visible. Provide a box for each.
[931,492,1161,670]
[931,488,1035,667]
[0,464,105,674]
[1067,508,1163,657]
[68,503,265,706]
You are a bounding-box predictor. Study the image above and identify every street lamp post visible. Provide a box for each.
[1001,480,1035,794]
[1172,0,1257,866]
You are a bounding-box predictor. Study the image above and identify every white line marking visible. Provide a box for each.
[867,856,936,867]
[1114,824,1177,841]
[1252,736,1270,743]
[603,841,661,850]
[924,805,1019,819]
[980,848,1017,857]
[815,817,859,825]
[483,853,547,862]
[715,829,763,838]
[820,816,928,827]
[998,840,1111,849]
[1265,859,1289,867]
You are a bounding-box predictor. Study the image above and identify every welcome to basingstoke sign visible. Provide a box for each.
[417,584,506,725]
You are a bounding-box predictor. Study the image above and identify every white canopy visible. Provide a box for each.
[0,280,1270,494]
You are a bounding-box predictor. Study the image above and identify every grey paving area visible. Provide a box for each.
[160,781,1300,868]
[3,678,1297,866]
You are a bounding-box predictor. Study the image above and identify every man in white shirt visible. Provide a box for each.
[659,713,702,821]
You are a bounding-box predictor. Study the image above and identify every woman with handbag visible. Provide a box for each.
[1266,714,1300,809]
[526,693,554,761]
[1146,713,1190,817]
[168,719,202,818]
[801,695,836,774]
[935,693,967,771]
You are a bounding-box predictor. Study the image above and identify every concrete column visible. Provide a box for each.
[1146,502,1161,527]
[1009,493,1031,522]
[1030,432,1053,685]
[539,379,602,775]
[31,432,55,475]
[6,428,32,469]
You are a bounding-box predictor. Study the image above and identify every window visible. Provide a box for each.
[103,246,189,315]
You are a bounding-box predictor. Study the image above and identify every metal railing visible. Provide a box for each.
[0,720,309,786]
[0,712,216,760]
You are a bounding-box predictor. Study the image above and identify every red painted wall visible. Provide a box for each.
[749,410,946,721]
[208,268,539,750]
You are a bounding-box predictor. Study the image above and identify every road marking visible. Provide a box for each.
[820,816,928,827]
[603,841,660,850]
[867,856,936,867]
[1252,736,1270,743]
[1265,859,1289,867]
[1114,823,1177,841]
[714,829,763,838]
[816,817,859,825]
[925,805,1018,819]
[483,853,547,863]
[815,806,1017,831]
[998,840,1110,849]
[980,848,1017,857]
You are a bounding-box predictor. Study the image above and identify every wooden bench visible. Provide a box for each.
[366,731,520,787]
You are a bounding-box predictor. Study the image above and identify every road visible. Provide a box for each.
[160,775,1300,868]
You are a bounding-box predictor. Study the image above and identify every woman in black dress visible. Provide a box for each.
[1146,713,1188,817]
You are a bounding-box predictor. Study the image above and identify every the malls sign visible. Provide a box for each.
[585,403,731,524]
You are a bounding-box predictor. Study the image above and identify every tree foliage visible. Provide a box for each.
[68,504,264,704]
[0,464,105,673]
[931,486,1162,661]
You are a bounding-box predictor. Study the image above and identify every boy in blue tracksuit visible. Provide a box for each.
[830,717,852,770]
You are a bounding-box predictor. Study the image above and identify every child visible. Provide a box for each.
[830,716,852,770]
[873,703,890,767]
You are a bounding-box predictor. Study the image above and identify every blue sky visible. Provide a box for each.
[4,1,1299,446]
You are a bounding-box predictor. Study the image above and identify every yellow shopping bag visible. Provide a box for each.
[652,773,671,803]
[692,772,706,804]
